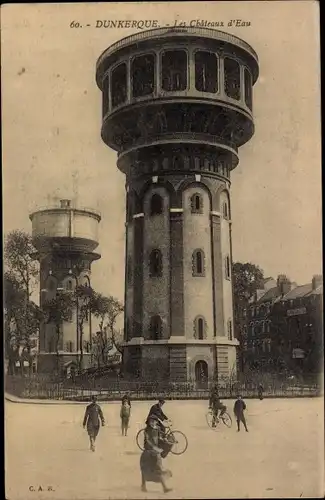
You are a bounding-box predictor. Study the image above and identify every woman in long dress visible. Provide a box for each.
[140,416,172,493]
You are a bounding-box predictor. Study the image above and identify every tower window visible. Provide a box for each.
[223,202,229,219]
[244,68,253,110]
[150,194,163,216]
[102,75,109,117]
[195,51,218,93]
[149,315,162,340]
[192,249,205,276]
[173,156,183,170]
[111,63,127,109]
[224,58,241,100]
[161,50,187,91]
[149,249,163,277]
[228,319,233,340]
[194,316,207,340]
[67,280,73,290]
[225,256,231,280]
[191,193,203,214]
[132,54,155,98]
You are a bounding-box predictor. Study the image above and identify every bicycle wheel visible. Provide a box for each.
[169,430,188,455]
[221,412,232,428]
[136,428,146,451]
[206,411,219,430]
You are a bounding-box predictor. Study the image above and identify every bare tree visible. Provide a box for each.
[91,294,124,367]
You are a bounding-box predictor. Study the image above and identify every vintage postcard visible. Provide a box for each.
[2,1,323,499]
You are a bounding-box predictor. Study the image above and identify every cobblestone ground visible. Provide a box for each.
[5,398,324,499]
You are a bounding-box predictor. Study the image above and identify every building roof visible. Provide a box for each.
[256,287,281,304]
[281,284,313,301]
[305,284,323,296]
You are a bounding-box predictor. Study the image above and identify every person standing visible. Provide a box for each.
[83,395,105,451]
[233,395,248,432]
[258,384,264,400]
[120,398,131,436]
[140,415,172,494]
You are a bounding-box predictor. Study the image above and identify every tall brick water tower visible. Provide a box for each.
[30,199,101,374]
[96,27,259,383]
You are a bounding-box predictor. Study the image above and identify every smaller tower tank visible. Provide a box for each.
[30,199,101,374]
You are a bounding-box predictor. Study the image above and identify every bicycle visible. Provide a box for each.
[206,408,232,430]
[136,420,188,455]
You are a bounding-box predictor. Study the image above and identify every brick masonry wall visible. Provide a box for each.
[182,185,214,340]
[142,185,171,339]
[169,345,187,381]
[219,189,234,340]
[141,345,170,379]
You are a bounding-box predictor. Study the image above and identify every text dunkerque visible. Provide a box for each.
[94,19,251,29]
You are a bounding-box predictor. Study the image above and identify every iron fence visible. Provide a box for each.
[5,375,321,401]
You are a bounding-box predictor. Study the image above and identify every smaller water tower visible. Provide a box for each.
[30,199,101,374]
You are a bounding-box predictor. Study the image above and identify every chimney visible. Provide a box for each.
[277,274,291,297]
[60,199,71,209]
[312,275,323,290]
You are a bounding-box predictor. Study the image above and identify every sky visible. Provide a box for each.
[2,1,322,303]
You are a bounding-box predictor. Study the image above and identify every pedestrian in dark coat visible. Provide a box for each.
[140,415,172,494]
[233,395,248,432]
[83,395,105,451]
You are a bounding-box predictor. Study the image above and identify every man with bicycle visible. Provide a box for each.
[146,399,172,458]
[209,388,227,427]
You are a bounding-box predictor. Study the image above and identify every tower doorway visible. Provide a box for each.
[195,360,208,389]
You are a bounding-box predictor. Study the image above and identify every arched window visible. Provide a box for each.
[194,316,206,340]
[111,63,127,109]
[223,202,228,219]
[195,51,218,93]
[149,249,162,277]
[66,280,73,291]
[224,58,241,100]
[150,315,162,340]
[162,50,187,91]
[225,256,231,279]
[227,319,233,340]
[244,68,252,110]
[191,193,203,214]
[192,249,205,276]
[150,194,163,216]
[132,54,155,98]
[173,156,183,170]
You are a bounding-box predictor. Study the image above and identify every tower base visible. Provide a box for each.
[122,338,238,384]
[37,353,92,376]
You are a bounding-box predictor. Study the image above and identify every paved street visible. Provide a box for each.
[5,398,324,499]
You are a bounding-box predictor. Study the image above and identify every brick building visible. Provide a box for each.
[243,275,323,377]
[96,27,260,383]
